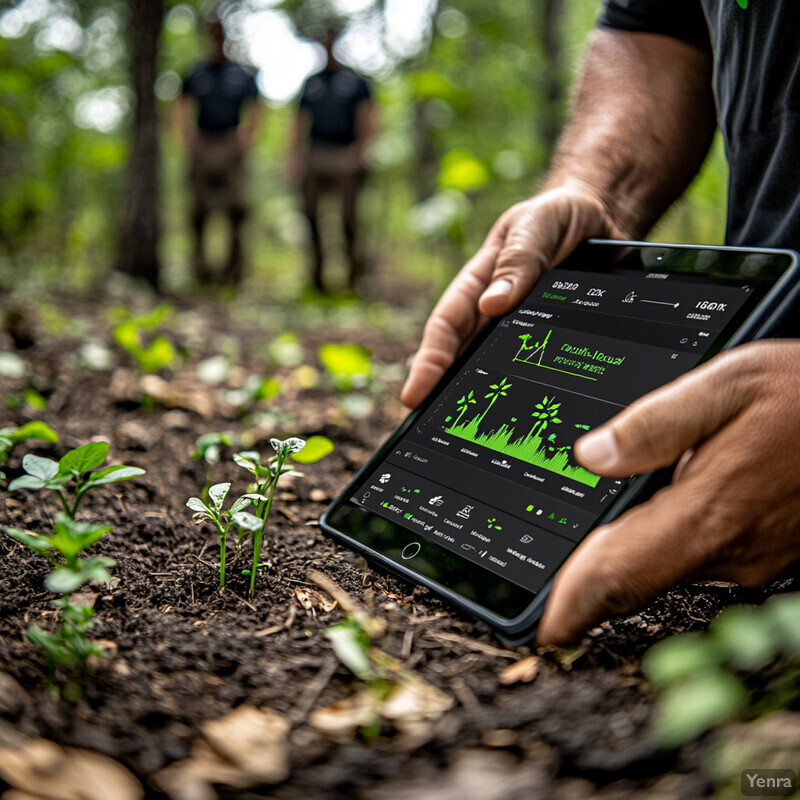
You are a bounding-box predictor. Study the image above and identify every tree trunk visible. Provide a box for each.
[534,0,565,165]
[117,0,164,289]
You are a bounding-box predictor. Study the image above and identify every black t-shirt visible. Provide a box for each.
[599,0,800,251]
[299,67,371,146]
[182,61,259,134]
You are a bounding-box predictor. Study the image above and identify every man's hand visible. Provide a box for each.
[537,340,800,646]
[400,186,624,409]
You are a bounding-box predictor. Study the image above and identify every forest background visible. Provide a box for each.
[0,0,729,299]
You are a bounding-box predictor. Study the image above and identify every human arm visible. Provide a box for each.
[400,28,716,408]
[537,340,800,644]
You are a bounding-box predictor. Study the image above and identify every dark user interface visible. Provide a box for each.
[348,263,759,597]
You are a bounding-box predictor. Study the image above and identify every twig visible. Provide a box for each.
[307,569,385,637]
[450,677,481,715]
[284,604,298,631]
[424,631,518,660]
[289,655,339,725]
[401,629,414,661]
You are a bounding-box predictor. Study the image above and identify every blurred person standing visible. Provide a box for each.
[176,14,262,287]
[287,27,377,294]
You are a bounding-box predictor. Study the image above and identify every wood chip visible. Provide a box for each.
[254,625,284,638]
[498,655,540,685]
[423,631,518,660]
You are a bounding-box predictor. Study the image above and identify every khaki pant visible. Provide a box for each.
[301,144,366,291]
[189,132,247,285]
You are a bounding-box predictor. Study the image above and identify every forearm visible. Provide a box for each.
[544,28,716,239]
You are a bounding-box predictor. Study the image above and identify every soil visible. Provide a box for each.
[0,282,794,800]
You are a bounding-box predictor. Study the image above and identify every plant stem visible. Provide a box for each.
[250,453,285,597]
[56,489,72,518]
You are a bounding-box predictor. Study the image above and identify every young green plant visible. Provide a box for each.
[233,435,334,596]
[9,441,144,519]
[186,482,265,588]
[4,513,117,697]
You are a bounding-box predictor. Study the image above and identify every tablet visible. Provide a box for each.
[321,240,800,644]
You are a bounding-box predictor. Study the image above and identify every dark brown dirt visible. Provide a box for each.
[0,286,794,799]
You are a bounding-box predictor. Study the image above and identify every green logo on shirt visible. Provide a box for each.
[736,0,748,8]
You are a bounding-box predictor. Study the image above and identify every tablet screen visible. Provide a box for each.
[324,243,795,621]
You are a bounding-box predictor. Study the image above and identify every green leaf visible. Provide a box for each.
[711,605,777,670]
[4,527,53,555]
[22,454,59,481]
[229,493,267,514]
[232,511,264,532]
[643,632,722,690]
[46,568,88,594]
[765,592,800,656]
[83,465,145,488]
[318,343,373,392]
[271,437,306,456]
[233,452,259,472]
[208,482,231,512]
[325,618,374,681]
[654,669,747,747]
[187,497,213,516]
[13,421,58,444]
[137,336,175,373]
[8,474,48,491]
[290,435,334,464]
[49,515,111,561]
[59,442,109,475]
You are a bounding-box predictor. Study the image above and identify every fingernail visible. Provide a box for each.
[481,279,513,301]
[576,428,618,470]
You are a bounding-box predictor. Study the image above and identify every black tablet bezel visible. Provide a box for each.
[321,240,800,639]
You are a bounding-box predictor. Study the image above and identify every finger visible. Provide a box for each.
[573,351,755,477]
[400,240,500,408]
[478,191,609,316]
[536,485,706,645]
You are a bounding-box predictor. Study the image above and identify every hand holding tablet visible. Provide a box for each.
[322,241,800,644]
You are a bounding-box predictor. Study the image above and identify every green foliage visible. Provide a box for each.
[186,482,265,589]
[318,343,373,392]
[643,593,800,748]
[27,598,105,701]
[9,441,145,518]
[0,420,58,480]
[290,435,335,464]
[326,616,375,682]
[189,435,334,594]
[111,304,178,373]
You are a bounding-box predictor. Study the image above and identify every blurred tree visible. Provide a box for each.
[116,0,165,289]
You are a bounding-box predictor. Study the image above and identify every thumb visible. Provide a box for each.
[478,189,613,317]
[573,353,751,477]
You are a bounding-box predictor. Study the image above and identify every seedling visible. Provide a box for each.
[9,441,145,519]
[186,482,265,588]
[0,420,58,481]
[188,435,333,596]
[234,437,307,597]
[4,513,116,697]
[111,303,178,373]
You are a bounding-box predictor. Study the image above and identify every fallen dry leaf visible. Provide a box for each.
[381,678,454,723]
[153,706,289,799]
[0,722,143,800]
[294,587,337,615]
[309,692,377,735]
[498,655,540,685]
